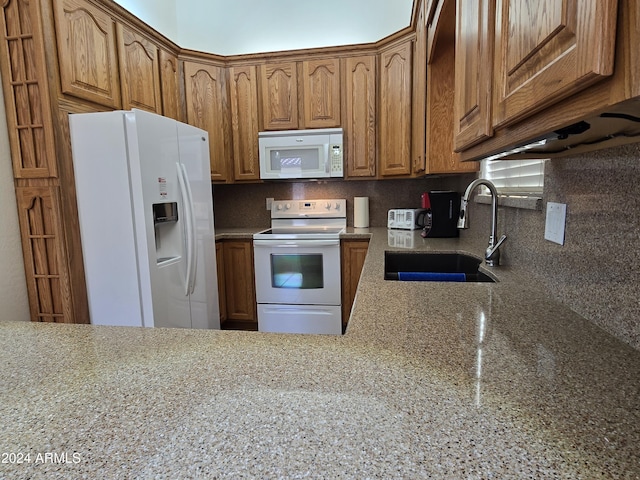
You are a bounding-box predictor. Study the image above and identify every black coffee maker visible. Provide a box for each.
[420,191,460,238]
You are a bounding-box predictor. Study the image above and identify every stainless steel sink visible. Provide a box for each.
[384,251,496,282]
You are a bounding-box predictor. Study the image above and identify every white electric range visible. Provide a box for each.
[253,199,346,334]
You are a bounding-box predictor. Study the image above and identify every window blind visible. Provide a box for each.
[480,159,546,195]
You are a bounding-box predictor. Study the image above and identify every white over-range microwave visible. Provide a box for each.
[258,128,343,180]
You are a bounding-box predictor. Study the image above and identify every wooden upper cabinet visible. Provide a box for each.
[301,59,341,128]
[492,0,618,128]
[116,23,161,113]
[412,0,427,175]
[379,39,413,177]
[159,49,181,121]
[343,55,376,178]
[54,0,121,108]
[454,0,495,151]
[0,0,57,178]
[184,61,231,182]
[229,65,260,181]
[260,62,298,130]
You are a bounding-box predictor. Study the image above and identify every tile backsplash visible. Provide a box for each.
[213,175,475,229]
[213,144,640,350]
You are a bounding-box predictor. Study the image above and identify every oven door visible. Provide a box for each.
[253,239,341,305]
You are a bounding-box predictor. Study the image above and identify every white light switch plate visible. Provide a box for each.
[544,202,566,245]
[266,197,274,211]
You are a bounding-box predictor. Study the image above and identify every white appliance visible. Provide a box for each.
[253,199,346,334]
[258,128,343,179]
[387,208,428,230]
[69,109,220,329]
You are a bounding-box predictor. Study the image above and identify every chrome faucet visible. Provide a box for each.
[458,179,507,267]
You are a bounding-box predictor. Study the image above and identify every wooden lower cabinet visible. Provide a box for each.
[341,239,369,331]
[217,239,257,330]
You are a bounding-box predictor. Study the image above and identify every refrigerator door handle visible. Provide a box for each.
[176,162,195,296]
[180,163,198,294]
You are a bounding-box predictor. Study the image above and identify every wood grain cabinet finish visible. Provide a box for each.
[0,0,57,178]
[221,240,256,323]
[116,23,161,113]
[343,55,376,178]
[184,61,231,182]
[54,0,121,109]
[259,61,298,130]
[492,0,618,128]
[301,58,341,128]
[454,0,495,151]
[16,186,73,323]
[425,0,478,174]
[159,49,181,121]
[215,241,227,323]
[229,65,260,181]
[341,239,369,330]
[412,0,427,175]
[379,40,413,177]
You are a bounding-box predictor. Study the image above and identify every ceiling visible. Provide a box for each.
[113,0,415,55]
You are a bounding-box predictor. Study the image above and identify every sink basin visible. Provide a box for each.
[384,251,496,282]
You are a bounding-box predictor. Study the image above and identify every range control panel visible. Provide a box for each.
[271,199,347,218]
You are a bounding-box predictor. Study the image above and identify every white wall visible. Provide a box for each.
[0,80,30,322]
[115,0,413,55]
[113,0,179,42]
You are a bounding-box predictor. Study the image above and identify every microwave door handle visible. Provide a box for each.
[253,239,340,248]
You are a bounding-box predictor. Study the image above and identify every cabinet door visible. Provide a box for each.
[493,0,618,128]
[301,59,341,128]
[454,0,495,151]
[341,239,369,330]
[412,0,427,175]
[379,40,413,177]
[116,23,161,113]
[16,185,73,323]
[184,61,231,182]
[0,0,57,178]
[216,241,227,322]
[159,49,181,121]
[344,56,376,178]
[222,240,256,322]
[229,65,260,181]
[260,62,298,130]
[54,0,121,108]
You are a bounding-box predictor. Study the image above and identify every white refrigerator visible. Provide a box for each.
[69,109,220,329]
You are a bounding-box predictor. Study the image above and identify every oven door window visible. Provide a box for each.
[270,254,323,289]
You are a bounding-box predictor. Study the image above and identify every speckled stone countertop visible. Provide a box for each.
[2,228,639,479]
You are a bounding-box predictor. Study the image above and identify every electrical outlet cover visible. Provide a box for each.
[544,202,567,245]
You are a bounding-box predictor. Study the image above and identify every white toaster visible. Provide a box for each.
[387,209,427,230]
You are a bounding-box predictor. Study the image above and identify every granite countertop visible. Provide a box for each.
[2,228,639,478]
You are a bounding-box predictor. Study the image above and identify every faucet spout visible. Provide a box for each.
[458,179,507,266]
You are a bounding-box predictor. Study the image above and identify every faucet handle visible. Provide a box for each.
[485,234,507,266]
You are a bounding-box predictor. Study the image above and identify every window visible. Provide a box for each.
[480,158,546,195]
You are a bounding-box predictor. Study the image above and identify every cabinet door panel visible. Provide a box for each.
[260,62,298,130]
[159,49,181,120]
[493,0,618,127]
[16,185,72,323]
[222,240,256,322]
[184,61,231,182]
[54,0,120,108]
[0,0,57,178]
[229,65,260,181]
[379,41,412,177]
[344,56,376,178]
[341,240,369,330]
[454,0,495,151]
[116,23,161,113]
[302,59,340,128]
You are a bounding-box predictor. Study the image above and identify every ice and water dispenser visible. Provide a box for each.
[153,202,180,264]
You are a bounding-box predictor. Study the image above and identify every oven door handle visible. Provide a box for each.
[253,239,340,248]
